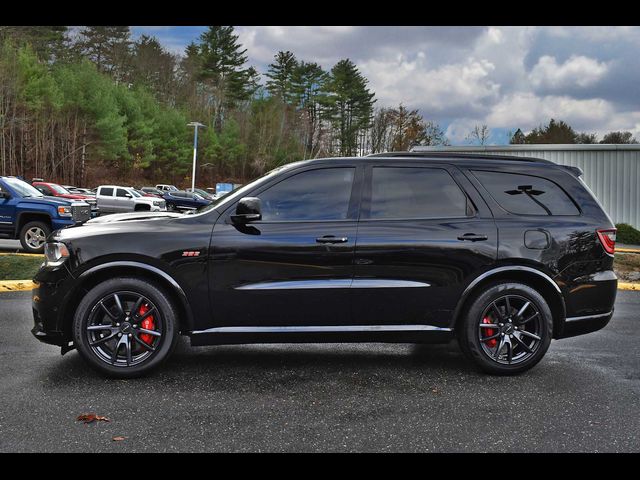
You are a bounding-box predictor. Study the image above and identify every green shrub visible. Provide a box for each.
[615,223,640,245]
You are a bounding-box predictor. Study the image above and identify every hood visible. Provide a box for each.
[59,193,91,200]
[20,195,83,207]
[86,211,183,224]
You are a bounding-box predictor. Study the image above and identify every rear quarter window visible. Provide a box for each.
[471,170,579,216]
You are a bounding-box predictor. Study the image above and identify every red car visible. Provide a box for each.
[32,182,99,216]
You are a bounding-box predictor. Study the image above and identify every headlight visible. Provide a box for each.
[44,242,70,267]
[153,201,161,206]
[57,206,72,217]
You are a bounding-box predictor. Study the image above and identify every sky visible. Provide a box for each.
[131,26,640,146]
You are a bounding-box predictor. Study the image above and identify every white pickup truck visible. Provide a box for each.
[96,185,166,213]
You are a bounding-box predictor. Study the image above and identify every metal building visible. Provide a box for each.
[411,144,640,229]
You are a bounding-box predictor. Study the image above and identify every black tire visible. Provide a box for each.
[19,220,51,254]
[458,282,553,375]
[72,277,179,378]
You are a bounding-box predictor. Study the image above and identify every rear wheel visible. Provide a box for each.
[458,282,553,375]
[19,220,51,253]
[72,277,179,378]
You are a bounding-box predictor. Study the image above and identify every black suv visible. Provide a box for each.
[32,153,618,377]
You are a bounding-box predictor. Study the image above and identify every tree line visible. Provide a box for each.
[0,26,637,188]
[0,26,450,187]
[509,119,638,145]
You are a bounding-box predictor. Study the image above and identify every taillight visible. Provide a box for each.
[596,228,616,255]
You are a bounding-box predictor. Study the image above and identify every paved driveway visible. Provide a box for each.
[0,290,638,452]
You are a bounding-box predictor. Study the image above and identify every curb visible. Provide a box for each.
[616,248,640,254]
[0,253,44,258]
[618,282,640,291]
[0,280,37,292]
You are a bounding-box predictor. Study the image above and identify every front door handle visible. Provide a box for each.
[457,233,488,242]
[316,235,348,244]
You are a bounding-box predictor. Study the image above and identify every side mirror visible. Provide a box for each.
[0,190,10,199]
[125,193,132,198]
[231,197,262,224]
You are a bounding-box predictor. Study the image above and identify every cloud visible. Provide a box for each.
[530,55,609,91]
[135,25,640,144]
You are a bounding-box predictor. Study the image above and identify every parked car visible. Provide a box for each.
[32,152,617,377]
[32,181,99,218]
[163,190,212,212]
[140,187,165,196]
[129,187,162,199]
[0,176,91,253]
[66,187,95,195]
[95,185,166,214]
[186,187,217,201]
[155,184,179,192]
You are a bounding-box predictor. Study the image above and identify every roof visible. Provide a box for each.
[411,144,640,152]
[367,151,554,164]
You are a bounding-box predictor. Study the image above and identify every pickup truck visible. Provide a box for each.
[0,176,91,253]
[32,181,99,217]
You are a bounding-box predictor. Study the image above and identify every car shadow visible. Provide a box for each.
[40,338,478,388]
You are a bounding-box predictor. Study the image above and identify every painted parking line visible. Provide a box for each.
[0,253,44,258]
[616,248,640,254]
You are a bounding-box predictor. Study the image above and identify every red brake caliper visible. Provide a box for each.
[482,316,497,348]
[138,303,155,345]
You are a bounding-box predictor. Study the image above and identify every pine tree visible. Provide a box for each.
[74,26,133,83]
[510,128,526,144]
[291,61,329,158]
[322,59,375,156]
[0,26,68,62]
[196,26,256,130]
[265,51,298,103]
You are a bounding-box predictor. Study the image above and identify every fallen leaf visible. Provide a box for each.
[112,436,127,442]
[77,413,110,424]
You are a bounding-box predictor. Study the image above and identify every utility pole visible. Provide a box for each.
[187,122,205,192]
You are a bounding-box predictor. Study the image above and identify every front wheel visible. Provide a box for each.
[72,277,179,378]
[19,221,51,253]
[458,282,553,375]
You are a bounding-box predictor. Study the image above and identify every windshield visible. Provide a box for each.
[129,189,142,197]
[193,163,298,216]
[3,177,44,198]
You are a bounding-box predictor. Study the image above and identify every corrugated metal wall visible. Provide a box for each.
[412,145,640,229]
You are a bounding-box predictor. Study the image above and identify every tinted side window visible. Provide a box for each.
[368,167,470,219]
[259,168,355,221]
[472,170,579,216]
[116,188,129,197]
[100,187,113,196]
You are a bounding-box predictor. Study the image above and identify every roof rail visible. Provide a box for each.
[367,151,554,164]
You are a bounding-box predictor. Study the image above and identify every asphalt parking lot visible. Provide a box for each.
[0,290,638,452]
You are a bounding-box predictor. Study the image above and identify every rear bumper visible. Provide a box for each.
[556,269,617,339]
[557,310,614,339]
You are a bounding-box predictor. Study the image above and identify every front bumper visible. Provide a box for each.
[31,265,76,348]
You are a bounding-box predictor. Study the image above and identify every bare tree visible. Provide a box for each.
[466,124,491,145]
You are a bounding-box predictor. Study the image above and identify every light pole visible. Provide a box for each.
[187,122,205,192]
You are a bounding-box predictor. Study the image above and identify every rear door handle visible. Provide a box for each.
[316,235,349,244]
[457,233,488,242]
